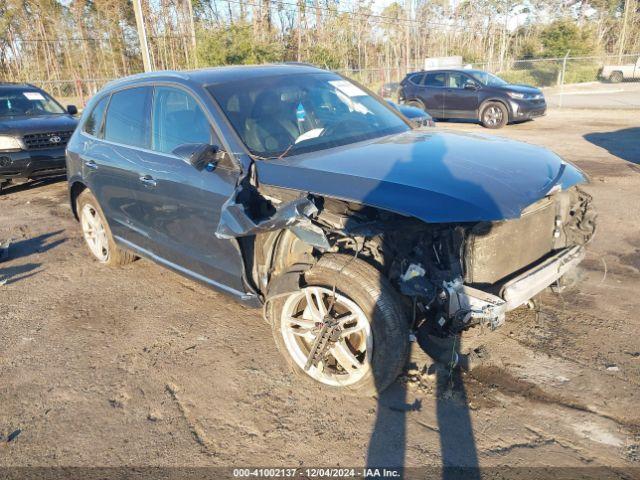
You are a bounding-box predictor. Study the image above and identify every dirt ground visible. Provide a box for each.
[1,109,639,476]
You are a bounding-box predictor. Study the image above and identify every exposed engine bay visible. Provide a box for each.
[217,168,596,341]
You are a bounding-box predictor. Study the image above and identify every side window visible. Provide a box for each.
[447,73,474,89]
[152,86,213,154]
[103,87,152,148]
[83,95,109,137]
[423,73,445,87]
[409,74,424,86]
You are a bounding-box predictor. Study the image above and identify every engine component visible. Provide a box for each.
[439,278,507,332]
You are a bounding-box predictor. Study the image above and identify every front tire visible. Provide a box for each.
[406,99,425,111]
[268,254,410,396]
[77,190,136,266]
[481,101,508,129]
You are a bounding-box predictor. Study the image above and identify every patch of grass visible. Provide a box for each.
[498,61,601,87]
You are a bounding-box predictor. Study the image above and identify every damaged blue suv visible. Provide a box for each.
[66,65,595,395]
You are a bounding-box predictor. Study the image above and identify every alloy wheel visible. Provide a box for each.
[280,286,372,387]
[484,105,503,127]
[80,203,110,262]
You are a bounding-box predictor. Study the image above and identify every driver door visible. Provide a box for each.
[443,72,479,119]
[135,85,246,294]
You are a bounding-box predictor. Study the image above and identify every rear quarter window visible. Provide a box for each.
[103,87,152,148]
[83,95,110,137]
[408,74,425,85]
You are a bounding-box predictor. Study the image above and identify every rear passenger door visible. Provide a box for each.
[134,85,246,294]
[417,72,446,118]
[81,86,152,247]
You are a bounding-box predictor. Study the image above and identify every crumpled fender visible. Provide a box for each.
[214,162,331,252]
[216,190,318,239]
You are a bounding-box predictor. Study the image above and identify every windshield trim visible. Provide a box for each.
[204,71,412,160]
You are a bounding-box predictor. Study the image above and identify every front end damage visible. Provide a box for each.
[216,164,596,346]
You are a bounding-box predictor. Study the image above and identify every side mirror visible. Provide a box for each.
[67,105,78,115]
[172,143,223,171]
[464,83,478,91]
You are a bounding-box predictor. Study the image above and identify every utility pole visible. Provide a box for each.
[499,0,511,72]
[618,0,631,61]
[186,0,197,49]
[185,0,197,67]
[133,0,152,72]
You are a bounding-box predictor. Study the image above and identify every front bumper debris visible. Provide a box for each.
[445,245,585,331]
[500,245,585,310]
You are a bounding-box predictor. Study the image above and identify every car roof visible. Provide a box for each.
[103,63,327,90]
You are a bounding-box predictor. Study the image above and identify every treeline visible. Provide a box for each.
[1,0,639,84]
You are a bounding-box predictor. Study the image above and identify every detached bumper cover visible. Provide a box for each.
[453,245,585,330]
[0,147,66,179]
[500,245,585,310]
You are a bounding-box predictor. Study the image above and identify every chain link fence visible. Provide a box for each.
[472,54,640,87]
[22,54,640,109]
[334,54,640,106]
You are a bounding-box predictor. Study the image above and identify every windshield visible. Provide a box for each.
[0,88,66,117]
[208,73,409,158]
[468,71,509,87]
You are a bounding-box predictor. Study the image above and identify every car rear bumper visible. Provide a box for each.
[0,147,66,180]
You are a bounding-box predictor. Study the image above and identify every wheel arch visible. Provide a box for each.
[610,70,624,82]
[69,180,88,221]
[250,228,316,296]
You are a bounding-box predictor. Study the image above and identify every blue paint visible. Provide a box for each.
[256,129,586,223]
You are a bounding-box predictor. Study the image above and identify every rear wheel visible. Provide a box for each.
[609,71,623,83]
[77,190,136,266]
[481,102,508,129]
[268,254,410,396]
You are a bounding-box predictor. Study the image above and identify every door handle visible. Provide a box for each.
[139,175,157,187]
[84,160,98,170]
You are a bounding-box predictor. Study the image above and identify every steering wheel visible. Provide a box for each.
[321,118,371,138]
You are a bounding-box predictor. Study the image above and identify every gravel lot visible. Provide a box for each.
[1,109,639,475]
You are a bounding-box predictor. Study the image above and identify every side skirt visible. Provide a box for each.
[114,236,262,308]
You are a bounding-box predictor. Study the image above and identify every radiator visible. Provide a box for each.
[464,197,557,284]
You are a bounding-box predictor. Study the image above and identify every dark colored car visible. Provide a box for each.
[399,69,546,128]
[66,65,594,395]
[0,83,78,192]
[388,101,435,127]
[379,82,400,99]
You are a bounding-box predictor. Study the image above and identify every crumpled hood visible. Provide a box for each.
[0,114,77,135]
[256,130,586,223]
